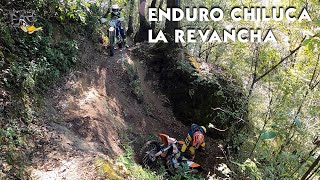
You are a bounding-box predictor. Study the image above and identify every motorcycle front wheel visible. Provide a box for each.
[108,30,115,56]
[140,140,161,169]
[166,159,177,175]
[109,44,114,56]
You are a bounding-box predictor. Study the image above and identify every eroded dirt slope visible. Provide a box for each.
[28,39,225,179]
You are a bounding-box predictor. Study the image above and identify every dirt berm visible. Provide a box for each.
[132,42,248,140]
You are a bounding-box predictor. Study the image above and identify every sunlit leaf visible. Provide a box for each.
[294,118,302,128]
[302,39,311,46]
[260,131,277,140]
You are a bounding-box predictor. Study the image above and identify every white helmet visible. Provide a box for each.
[111,4,120,11]
[111,4,120,16]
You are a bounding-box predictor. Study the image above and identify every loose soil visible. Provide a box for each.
[28,38,226,179]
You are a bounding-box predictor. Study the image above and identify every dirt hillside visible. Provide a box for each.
[28,38,226,179]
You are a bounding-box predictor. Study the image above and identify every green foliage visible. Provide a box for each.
[302,34,320,49]
[176,59,198,74]
[117,145,165,179]
[0,123,29,178]
[260,130,277,140]
[178,0,320,178]
[57,0,90,23]
[232,159,262,180]
[5,33,78,92]
[172,163,205,180]
[293,117,302,128]
[0,2,82,178]
[97,144,168,180]
[54,0,109,29]
[169,0,320,178]
[122,59,143,102]
[0,23,14,50]
[1,0,319,179]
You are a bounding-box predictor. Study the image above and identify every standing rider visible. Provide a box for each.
[105,4,128,48]
[181,124,206,161]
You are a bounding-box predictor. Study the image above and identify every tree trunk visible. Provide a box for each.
[248,37,306,98]
[290,145,319,177]
[150,0,157,30]
[307,164,320,180]
[134,0,152,43]
[126,0,134,36]
[159,0,164,9]
[107,0,112,14]
[301,155,320,180]
[276,54,320,162]
[164,0,180,37]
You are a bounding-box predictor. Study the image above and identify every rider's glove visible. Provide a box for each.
[190,155,195,161]
[174,152,181,159]
[100,18,107,23]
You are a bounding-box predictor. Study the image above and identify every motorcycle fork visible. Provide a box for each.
[109,28,116,44]
[155,144,172,158]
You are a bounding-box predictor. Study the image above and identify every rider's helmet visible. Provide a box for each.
[192,131,204,149]
[111,4,120,16]
[200,126,207,134]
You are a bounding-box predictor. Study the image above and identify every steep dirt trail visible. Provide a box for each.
[28,39,224,179]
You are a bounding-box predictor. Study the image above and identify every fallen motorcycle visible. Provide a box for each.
[140,133,202,175]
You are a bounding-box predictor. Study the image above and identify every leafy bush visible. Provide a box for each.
[56,0,105,25]
[122,59,144,102]
[172,163,205,180]
[96,145,168,179]
[5,33,78,92]
[0,4,80,178]
[0,125,28,178]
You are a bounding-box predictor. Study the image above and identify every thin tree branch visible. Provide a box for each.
[301,155,320,180]
[211,107,247,123]
[253,36,306,84]
[198,43,220,57]
[276,45,320,163]
[249,77,273,158]
[248,46,259,97]
[306,163,320,180]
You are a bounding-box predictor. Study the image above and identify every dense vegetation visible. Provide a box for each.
[0,0,104,178]
[189,1,320,179]
[0,0,319,179]
[137,0,320,178]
